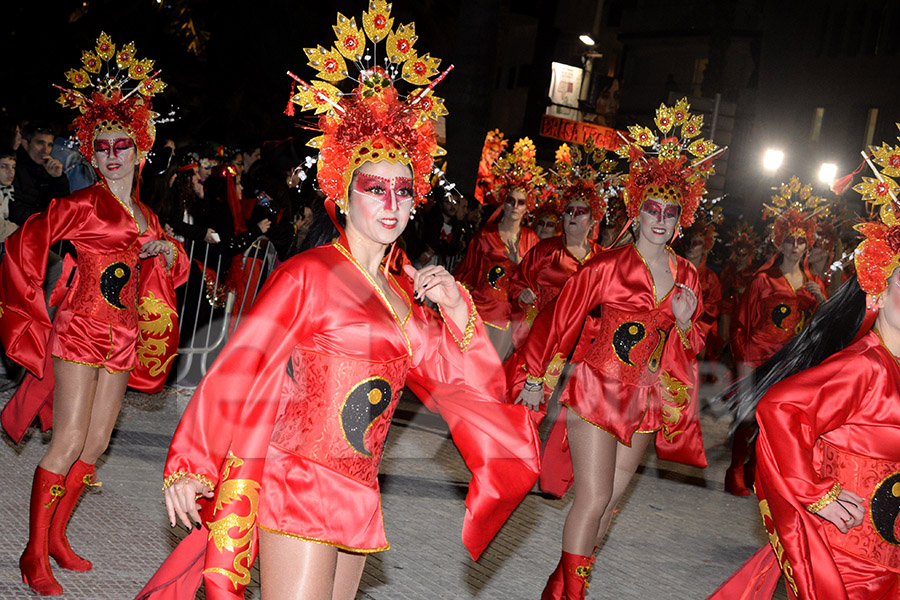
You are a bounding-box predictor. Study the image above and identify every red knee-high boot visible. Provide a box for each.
[541,556,564,600]
[49,460,99,571]
[725,424,755,496]
[561,551,595,600]
[21,467,66,596]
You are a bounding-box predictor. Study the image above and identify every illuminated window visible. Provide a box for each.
[864,108,879,147]
[810,107,825,142]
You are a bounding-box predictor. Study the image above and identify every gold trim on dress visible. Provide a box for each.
[438,285,478,352]
[806,481,842,513]
[257,524,390,554]
[631,243,678,307]
[162,470,216,491]
[332,242,413,359]
[51,355,134,374]
[559,401,657,447]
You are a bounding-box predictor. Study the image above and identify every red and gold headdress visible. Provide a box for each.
[491,137,546,209]
[550,139,619,221]
[616,98,720,228]
[285,1,450,213]
[55,32,166,162]
[762,176,828,247]
[725,220,760,264]
[852,126,900,296]
[474,129,508,205]
[681,196,723,254]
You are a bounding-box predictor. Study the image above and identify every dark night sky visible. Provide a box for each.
[1,0,462,148]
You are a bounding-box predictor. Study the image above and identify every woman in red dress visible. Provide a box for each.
[513,99,718,600]
[455,137,543,359]
[726,178,828,496]
[509,141,613,350]
[677,202,723,357]
[708,148,900,600]
[136,6,540,599]
[0,33,188,595]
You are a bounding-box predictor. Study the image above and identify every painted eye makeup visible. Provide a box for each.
[392,177,414,201]
[640,199,662,218]
[93,138,135,156]
[663,205,680,220]
[354,173,414,208]
[564,207,591,218]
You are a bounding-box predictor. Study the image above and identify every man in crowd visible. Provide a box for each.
[9,122,69,225]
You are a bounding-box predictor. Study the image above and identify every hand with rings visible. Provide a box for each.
[672,282,698,329]
[816,489,866,534]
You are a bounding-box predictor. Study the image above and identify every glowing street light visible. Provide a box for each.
[818,162,837,184]
[579,34,596,46]
[763,149,784,171]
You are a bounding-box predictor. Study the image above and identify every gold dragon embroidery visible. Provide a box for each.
[659,371,691,442]
[136,292,177,375]
[203,453,261,589]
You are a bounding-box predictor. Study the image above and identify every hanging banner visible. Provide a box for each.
[539,114,624,151]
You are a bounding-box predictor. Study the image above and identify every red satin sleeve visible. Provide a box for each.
[403,284,541,560]
[0,194,92,377]
[729,272,762,365]
[755,351,870,510]
[163,265,311,488]
[507,240,545,309]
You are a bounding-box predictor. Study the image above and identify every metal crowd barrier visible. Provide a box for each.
[173,237,276,386]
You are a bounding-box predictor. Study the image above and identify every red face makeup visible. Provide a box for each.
[506,197,527,208]
[353,172,414,210]
[93,137,135,158]
[640,199,680,222]
[563,206,591,218]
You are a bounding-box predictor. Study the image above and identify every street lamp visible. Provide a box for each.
[818,162,837,184]
[579,34,596,46]
[763,149,784,171]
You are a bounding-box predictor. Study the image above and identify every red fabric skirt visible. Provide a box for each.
[48,309,137,372]
[257,443,389,553]
[560,362,663,445]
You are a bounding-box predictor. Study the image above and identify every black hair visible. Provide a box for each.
[300,200,343,252]
[729,274,868,434]
[20,121,55,142]
[0,146,15,161]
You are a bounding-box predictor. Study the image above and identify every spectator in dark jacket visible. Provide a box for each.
[9,122,69,225]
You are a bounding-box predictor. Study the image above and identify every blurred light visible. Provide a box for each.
[579,34,596,46]
[818,162,837,184]
[763,149,784,171]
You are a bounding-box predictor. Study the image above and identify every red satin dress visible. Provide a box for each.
[454,221,539,330]
[707,330,900,600]
[508,235,602,349]
[137,242,541,599]
[696,262,723,353]
[0,182,188,441]
[730,265,823,368]
[512,243,708,467]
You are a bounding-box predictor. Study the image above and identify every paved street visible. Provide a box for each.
[0,381,785,599]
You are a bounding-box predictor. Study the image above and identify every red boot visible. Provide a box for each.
[561,551,595,599]
[724,425,754,497]
[49,460,100,571]
[21,467,66,596]
[540,557,564,600]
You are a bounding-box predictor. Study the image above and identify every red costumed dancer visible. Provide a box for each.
[0,33,188,596]
[678,198,724,356]
[135,5,540,599]
[707,135,900,600]
[473,128,507,206]
[718,220,760,351]
[512,98,719,600]
[455,136,543,359]
[509,140,616,350]
[726,177,828,496]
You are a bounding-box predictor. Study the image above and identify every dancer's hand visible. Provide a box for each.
[515,386,543,411]
[672,282,698,329]
[403,264,461,309]
[519,288,536,305]
[165,477,213,530]
[816,490,865,534]
[804,280,826,303]
[140,239,175,265]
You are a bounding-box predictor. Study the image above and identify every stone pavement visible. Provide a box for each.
[0,381,786,599]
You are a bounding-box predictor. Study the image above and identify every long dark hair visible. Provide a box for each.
[729,274,868,434]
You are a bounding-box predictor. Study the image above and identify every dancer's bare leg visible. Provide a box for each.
[332,551,366,600]
[560,410,652,554]
[39,360,99,475]
[79,369,128,464]
[259,529,338,600]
